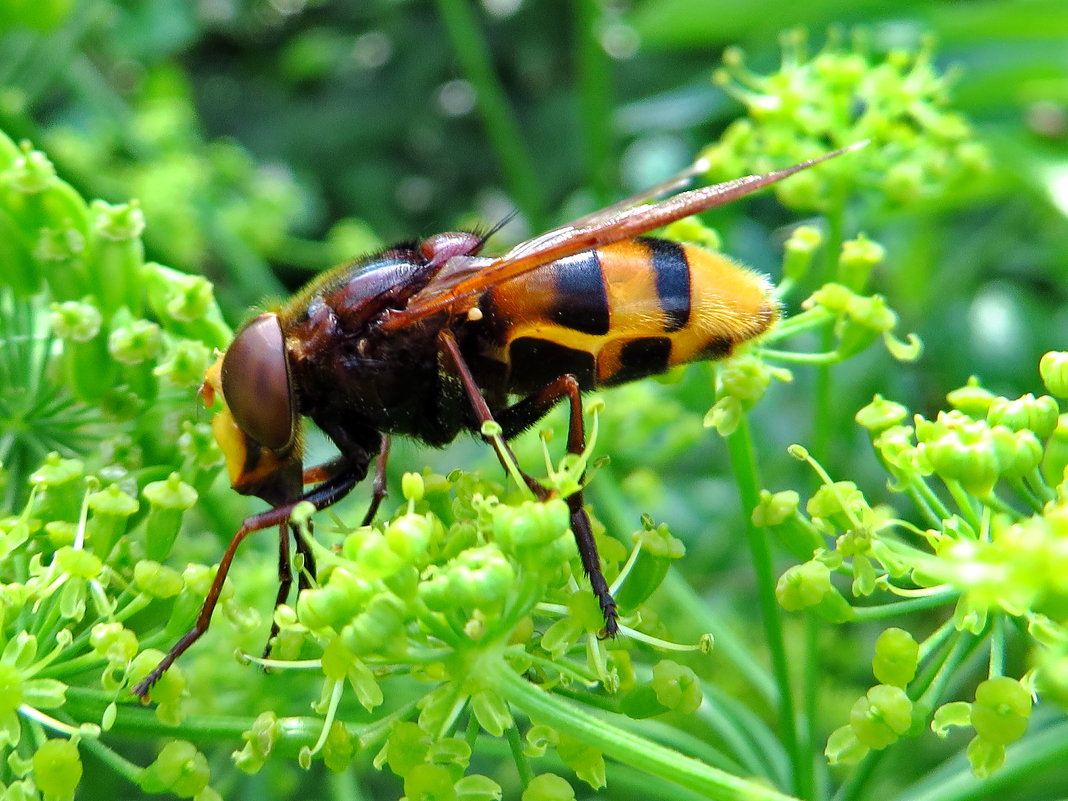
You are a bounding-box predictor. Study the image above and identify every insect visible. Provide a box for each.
[132,142,864,699]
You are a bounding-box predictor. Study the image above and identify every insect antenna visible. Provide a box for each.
[473,209,521,253]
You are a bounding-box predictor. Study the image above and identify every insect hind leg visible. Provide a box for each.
[439,332,618,637]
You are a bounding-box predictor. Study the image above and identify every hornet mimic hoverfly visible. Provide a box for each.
[133,142,865,699]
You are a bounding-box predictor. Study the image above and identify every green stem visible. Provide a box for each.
[943,479,981,534]
[801,614,819,801]
[758,349,841,365]
[764,308,833,342]
[78,734,144,785]
[506,722,534,788]
[810,199,845,468]
[848,591,959,622]
[432,0,545,229]
[724,416,807,799]
[63,686,322,747]
[1007,476,1045,514]
[988,612,1005,679]
[491,659,801,801]
[575,0,613,204]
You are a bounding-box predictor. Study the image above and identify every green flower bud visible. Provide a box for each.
[556,737,605,790]
[403,764,456,801]
[971,676,1032,745]
[947,376,996,417]
[777,560,832,611]
[651,660,702,714]
[850,684,913,749]
[139,740,210,797]
[838,234,885,292]
[34,224,91,302]
[143,473,197,561]
[49,300,100,342]
[470,689,513,737]
[32,738,82,800]
[384,513,435,566]
[825,724,869,765]
[86,484,139,558]
[919,417,1000,496]
[90,622,138,664]
[807,282,855,314]
[806,481,864,529]
[454,774,502,801]
[664,217,721,251]
[613,521,685,610]
[989,426,1042,479]
[143,263,231,348]
[297,568,373,631]
[133,561,184,598]
[777,559,853,621]
[988,393,1059,440]
[872,627,919,688]
[346,528,405,579]
[233,711,281,774]
[966,734,1005,779]
[401,471,425,503]
[522,774,575,801]
[129,650,186,723]
[55,547,102,580]
[50,299,117,401]
[703,395,742,435]
[1040,351,1068,398]
[30,453,85,523]
[855,395,909,434]
[752,490,800,526]
[87,200,146,316]
[382,720,429,778]
[619,684,670,719]
[419,567,453,613]
[323,721,355,773]
[339,591,407,656]
[717,356,772,404]
[931,700,972,738]
[781,225,821,282]
[44,521,76,548]
[153,340,214,389]
[448,545,515,611]
[108,317,162,365]
[1041,414,1068,486]
[492,499,570,561]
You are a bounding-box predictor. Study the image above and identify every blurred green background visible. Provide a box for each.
[1,0,1066,798]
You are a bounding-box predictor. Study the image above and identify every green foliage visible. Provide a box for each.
[1,3,1066,801]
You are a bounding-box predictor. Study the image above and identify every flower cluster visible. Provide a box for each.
[762,352,1067,776]
[704,28,989,211]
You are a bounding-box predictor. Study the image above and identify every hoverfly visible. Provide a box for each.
[133,142,865,698]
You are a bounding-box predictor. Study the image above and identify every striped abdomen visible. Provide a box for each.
[477,236,780,394]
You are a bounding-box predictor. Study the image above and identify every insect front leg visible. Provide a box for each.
[133,464,367,700]
[437,332,619,637]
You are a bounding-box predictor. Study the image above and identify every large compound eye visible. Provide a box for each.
[221,313,295,451]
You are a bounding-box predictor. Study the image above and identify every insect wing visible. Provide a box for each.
[382,142,867,330]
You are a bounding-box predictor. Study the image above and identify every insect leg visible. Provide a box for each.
[496,377,618,637]
[133,464,366,700]
[438,333,618,636]
[361,434,391,526]
[438,332,537,495]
